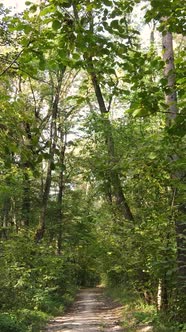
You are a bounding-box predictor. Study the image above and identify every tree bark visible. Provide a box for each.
[162,23,186,318]
[1,196,10,239]
[56,129,67,254]
[22,170,31,227]
[35,69,65,242]
[72,2,133,221]
[162,25,178,124]
[90,63,134,221]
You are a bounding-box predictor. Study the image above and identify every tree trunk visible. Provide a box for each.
[35,161,53,242]
[162,26,178,125]
[56,169,63,254]
[35,69,65,242]
[162,23,186,318]
[56,129,67,254]
[72,3,133,221]
[157,278,168,311]
[90,66,134,221]
[22,170,31,227]
[1,197,10,239]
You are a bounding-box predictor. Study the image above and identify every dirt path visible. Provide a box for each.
[43,288,124,332]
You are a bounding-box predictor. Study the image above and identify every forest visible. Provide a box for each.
[0,0,185,331]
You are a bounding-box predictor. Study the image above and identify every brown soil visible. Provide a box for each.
[43,287,124,332]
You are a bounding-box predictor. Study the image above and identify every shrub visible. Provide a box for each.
[0,313,24,332]
[17,309,48,332]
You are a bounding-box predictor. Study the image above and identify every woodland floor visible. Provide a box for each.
[42,288,153,332]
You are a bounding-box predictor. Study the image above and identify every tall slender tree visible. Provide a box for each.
[162,19,186,317]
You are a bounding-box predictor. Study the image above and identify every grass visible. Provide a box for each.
[105,286,185,332]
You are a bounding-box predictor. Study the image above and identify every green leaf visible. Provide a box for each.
[103,0,112,6]
[110,20,119,29]
[39,5,55,16]
[24,24,32,34]
[122,90,131,96]
[132,108,143,117]
[61,164,66,171]
[39,59,46,70]
[30,4,37,13]
[62,1,72,8]
[52,20,61,30]
[148,152,156,160]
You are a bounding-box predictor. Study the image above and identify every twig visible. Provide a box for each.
[0,48,25,76]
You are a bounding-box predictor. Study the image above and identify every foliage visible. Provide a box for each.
[0,0,185,330]
[106,286,186,332]
[0,313,24,332]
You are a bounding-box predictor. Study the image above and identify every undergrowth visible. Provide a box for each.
[0,291,76,332]
[0,237,78,332]
[105,286,186,332]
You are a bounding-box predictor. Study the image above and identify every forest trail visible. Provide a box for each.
[43,288,124,332]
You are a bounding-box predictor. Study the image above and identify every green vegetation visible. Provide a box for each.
[0,234,78,331]
[0,0,185,330]
[106,286,186,331]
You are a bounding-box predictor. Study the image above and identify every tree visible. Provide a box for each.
[162,19,186,318]
[0,0,185,330]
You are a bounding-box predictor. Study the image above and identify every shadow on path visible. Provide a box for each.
[43,288,124,332]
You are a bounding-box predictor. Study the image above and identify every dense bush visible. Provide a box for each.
[0,313,24,332]
[0,234,79,331]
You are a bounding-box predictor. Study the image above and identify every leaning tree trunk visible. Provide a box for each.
[72,2,133,221]
[90,67,134,221]
[35,69,65,242]
[162,22,186,319]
